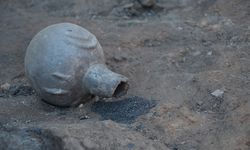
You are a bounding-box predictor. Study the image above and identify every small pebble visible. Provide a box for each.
[177,26,183,31]
[193,51,201,56]
[78,104,84,108]
[138,0,155,7]
[0,83,11,91]
[80,115,90,120]
[207,51,212,56]
[196,101,203,106]
[211,89,224,98]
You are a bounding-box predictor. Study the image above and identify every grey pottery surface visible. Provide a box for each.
[25,23,128,107]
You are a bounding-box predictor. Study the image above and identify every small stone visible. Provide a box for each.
[138,0,155,7]
[113,54,127,62]
[78,104,84,108]
[192,51,201,56]
[177,26,183,31]
[25,120,31,124]
[207,51,212,56]
[80,115,90,120]
[196,101,203,106]
[211,89,224,98]
[200,19,208,27]
[0,83,11,91]
[123,3,134,9]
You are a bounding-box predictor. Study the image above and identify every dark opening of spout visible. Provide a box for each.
[113,81,129,97]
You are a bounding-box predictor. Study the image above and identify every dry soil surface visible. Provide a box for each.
[0,0,250,150]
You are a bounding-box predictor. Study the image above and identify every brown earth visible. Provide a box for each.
[0,0,250,150]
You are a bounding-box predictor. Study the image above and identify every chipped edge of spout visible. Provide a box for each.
[83,64,129,98]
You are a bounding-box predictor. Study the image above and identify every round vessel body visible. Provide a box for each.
[25,23,105,106]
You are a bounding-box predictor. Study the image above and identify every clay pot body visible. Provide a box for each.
[25,23,128,107]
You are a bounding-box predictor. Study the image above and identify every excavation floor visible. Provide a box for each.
[0,0,250,149]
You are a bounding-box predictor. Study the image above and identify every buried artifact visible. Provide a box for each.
[25,23,129,107]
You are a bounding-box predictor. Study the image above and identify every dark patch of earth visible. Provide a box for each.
[0,85,35,98]
[91,96,156,123]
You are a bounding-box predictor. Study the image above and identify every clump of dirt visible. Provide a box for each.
[91,96,156,123]
[0,125,64,150]
[110,0,163,19]
[0,84,35,98]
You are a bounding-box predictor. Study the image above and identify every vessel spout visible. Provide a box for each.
[83,64,129,98]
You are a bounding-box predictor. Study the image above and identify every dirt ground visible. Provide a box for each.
[0,0,250,149]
